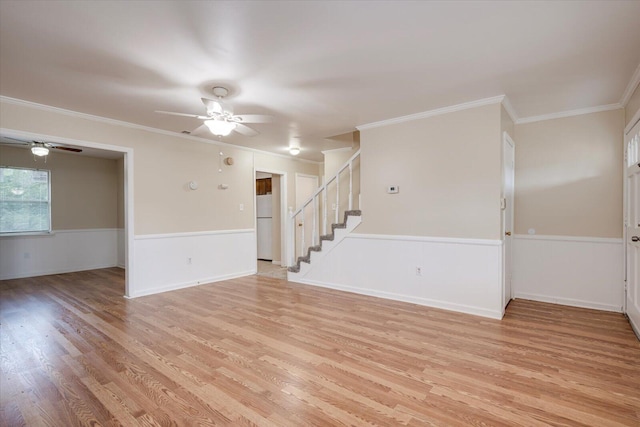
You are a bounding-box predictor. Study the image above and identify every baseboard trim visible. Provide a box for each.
[126,269,256,298]
[293,277,503,320]
[0,263,118,281]
[271,260,281,266]
[515,292,622,313]
[627,314,640,341]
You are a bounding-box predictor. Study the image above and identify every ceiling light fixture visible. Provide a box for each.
[289,147,301,155]
[205,119,236,136]
[31,146,49,157]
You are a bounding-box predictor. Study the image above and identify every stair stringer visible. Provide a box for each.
[287,214,361,282]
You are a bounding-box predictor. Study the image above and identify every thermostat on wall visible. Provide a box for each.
[387,185,399,194]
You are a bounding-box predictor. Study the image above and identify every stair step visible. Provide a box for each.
[288,210,362,276]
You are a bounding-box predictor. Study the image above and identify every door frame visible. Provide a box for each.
[502,131,516,313]
[253,168,288,267]
[0,127,135,296]
[623,116,640,336]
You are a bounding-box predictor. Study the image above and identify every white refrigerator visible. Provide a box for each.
[256,194,273,260]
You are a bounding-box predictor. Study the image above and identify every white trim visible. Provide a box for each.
[0,127,135,297]
[620,62,640,107]
[625,108,640,135]
[125,270,255,299]
[295,278,503,320]
[514,234,623,244]
[254,167,288,267]
[321,146,355,155]
[0,96,320,165]
[135,229,254,240]
[356,95,506,131]
[516,103,622,125]
[514,293,621,313]
[349,233,502,247]
[501,96,519,124]
[629,314,640,341]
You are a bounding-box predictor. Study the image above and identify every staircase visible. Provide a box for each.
[287,149,361,280]
[288,209,361,275]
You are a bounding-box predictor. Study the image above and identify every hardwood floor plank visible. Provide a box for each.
[2,268,639,426]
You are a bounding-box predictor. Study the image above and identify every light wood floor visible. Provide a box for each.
[1,268,639,426]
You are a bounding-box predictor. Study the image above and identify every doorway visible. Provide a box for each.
[624,119,640,333]
[295,173,319,260]
[502,132,515,311]
[254,169,287,278]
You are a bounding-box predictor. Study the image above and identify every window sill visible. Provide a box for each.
[0,231,54,238]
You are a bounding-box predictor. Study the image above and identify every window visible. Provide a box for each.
[0,166,51,234]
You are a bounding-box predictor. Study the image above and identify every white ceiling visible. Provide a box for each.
[1,1,639,162]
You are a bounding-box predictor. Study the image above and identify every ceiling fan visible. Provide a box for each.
[156,86,271,137]
[0,136,82,157]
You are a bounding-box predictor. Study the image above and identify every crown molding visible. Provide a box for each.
[500,95,519,124]
[0,96,320,165]
[515,103,622,125]
[620,62,640,107]
[356,95,506,131]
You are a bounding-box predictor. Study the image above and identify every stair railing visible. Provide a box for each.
[288,149,360,267]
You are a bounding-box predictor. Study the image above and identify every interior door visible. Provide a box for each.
[295,174,319,257]
[625,120,640,331]
[502,132,515,310]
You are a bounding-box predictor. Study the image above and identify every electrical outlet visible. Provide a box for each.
[415,266,422,276]
[187,257,192,265]
[239,203,244,211]
[332,203,337,211]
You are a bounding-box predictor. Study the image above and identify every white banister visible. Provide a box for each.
[322,177,328,236]
[348,162,353,211]
[312,196,317,247]
[335,172,340,225]
[289,149,360,266]
[300,208,305,257]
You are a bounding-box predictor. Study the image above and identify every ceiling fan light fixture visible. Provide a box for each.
[289,147,301,155]
[205,119,236,136]
[31,146,49,156]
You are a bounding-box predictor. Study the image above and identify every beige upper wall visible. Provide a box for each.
[1,99,320,235]
[513,109,624,238]
[358,103,503,240]
[626,83,640,127]
[0,145,118,230]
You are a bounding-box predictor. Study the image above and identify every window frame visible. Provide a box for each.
[0,166,52,237]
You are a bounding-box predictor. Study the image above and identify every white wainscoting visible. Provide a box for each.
[293,233,504,319]
[0,228,118,280]
[130,229,256,298]
[117,228,126,268]
[512,235,624,312]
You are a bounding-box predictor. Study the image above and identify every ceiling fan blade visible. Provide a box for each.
[0,136,30,146]
[233,114,273,124]
[51,145,82,153]
[155,110,208,119]
[234,123,258,137]
[190,124,210,136]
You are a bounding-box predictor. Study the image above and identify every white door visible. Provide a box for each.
[502,132,515,310]
[625,120,640,330]
[295,174,318,257]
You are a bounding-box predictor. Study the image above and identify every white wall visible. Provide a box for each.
[131,229,255,298]
[512,235,624,312]
[1,229,118,280]
[296,233,504,319]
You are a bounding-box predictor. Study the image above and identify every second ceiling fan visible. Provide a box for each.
[156,86,271,137]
